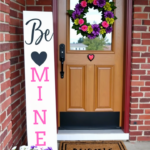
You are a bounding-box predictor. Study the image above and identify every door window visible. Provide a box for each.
[69,0,113,51]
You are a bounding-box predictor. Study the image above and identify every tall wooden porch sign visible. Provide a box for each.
[23,11,57,149]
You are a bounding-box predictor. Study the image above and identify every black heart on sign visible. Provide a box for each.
[31,52,47,66]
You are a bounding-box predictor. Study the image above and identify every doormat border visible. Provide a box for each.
[59,141,127,150]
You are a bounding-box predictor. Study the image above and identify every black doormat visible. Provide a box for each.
[59,141,127,150]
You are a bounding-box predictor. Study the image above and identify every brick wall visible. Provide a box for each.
[26,0,52,11]
[9,0,26,147]
[130,0,150,141]
[0,0,11,149]
[0,0,26,149]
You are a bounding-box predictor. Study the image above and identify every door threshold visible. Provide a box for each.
[57,129,129,141]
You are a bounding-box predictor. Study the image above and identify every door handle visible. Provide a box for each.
[59,44,65,79]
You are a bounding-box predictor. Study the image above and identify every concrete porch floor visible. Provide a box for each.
[57,142,150,150]
[124,142,150,150]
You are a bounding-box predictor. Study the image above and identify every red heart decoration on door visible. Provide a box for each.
[87,54,95,61]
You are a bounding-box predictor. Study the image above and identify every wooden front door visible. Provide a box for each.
[58,0,125,128]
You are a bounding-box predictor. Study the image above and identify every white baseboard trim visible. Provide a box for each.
[57,130,129,141]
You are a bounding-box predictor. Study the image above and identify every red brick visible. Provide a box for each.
[10,35,20,42]
[130,131,142,136]
[5,14,10,23]
[142,40,150,45]
[140,76,150,80]
[7,122,12,132]
[0,23,9,32]
[0,3,10,13]
[144,7,150,12]
[131,109,143,114]
[134,7,142,12]
[11,88,25,102]
[0,13,4,22]
[10,18,20,26]
[130,104,138,108]
[1,97,11,112]
[130,126,137,130]
[10,1,20,11]
[145,109,150,114]
[44,6,52,12]
[143,20,150,25]
[137,137,150,141]
[5,52,10,60]
[130,115,138,119]
[11,76,22,87]
[5,0,10,4]
[36,0,52,5]
[145,121,150,124]
[142,33,150,39]
[132,39,141,44]
[134,13,148,19]
[148,58,150,63]
[145,93,150,97]
[0,33,4,42]
[6,88,11,97]
[144,131,150,135]
[0,62,10,72]
[10,9,17,18]
[5,71,10,79]
[3,131,12,148]
[1,79,11,92]
[16,0,25,5]
[132,58,146,63]
[133,20,142,25]
[139,115,150,119]
[130,120,143,125]
[133,33,141,38]
[131,75,139,80]
[140,104,150,108]
[0,53,4,62]
[26,6,42,11]
[131,81,144,86]
[0,111,6,123]
[134,0,148,5]
[141,64,150,69]
[0,73,4,83]
[133,26,147,31]
[2,114,11,130]
[141,87,150,91]
[131,92,143,97]
[140,98,150,102]
[26,0,34,5]
[131,87,139,91]
[132,70,145,75]
[132,64,139,69]
[5,34,10,42]
[138,126,150,130]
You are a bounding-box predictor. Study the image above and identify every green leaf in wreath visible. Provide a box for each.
[67,10,74,15]
[77,30,81,35]
[98,8,103,12]
[114,16,117,20]
[106,0,109,2]
[84,8,89,13]
[102,33,106,38]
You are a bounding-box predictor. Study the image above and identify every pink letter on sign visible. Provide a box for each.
[38,86,42,101]
[35,131,46,146]
[33,110,47,125]
[31,67,49,82]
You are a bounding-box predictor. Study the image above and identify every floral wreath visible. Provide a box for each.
[67,0,117,39]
